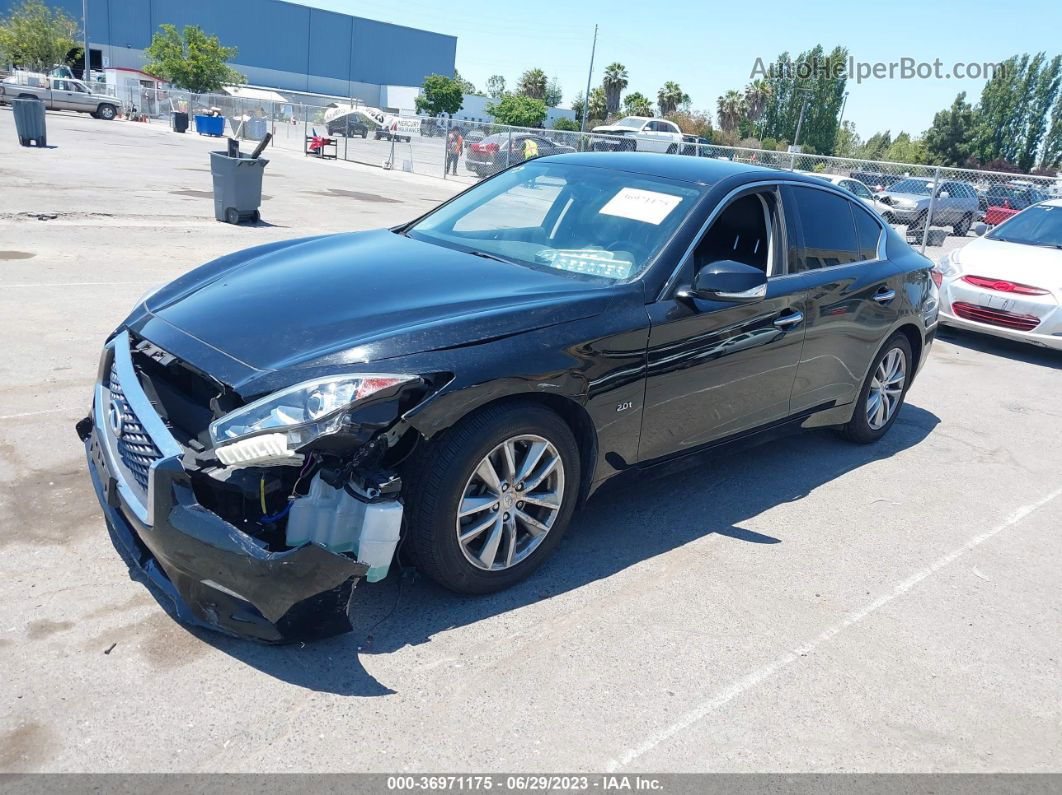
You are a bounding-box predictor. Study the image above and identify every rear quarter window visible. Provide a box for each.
[787,186,860,271]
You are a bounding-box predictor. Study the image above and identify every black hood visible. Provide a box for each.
[140,230,615,382]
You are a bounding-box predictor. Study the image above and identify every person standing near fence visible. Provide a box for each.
[446,128,463,175]
[523,136,539,161]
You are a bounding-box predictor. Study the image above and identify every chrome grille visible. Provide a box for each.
[108,362,162,493]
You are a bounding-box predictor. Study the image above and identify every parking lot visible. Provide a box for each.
[1,109,1061,773]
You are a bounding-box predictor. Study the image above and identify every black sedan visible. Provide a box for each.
[79,154,937,642]
[326,119,368,138]
[464,132,576,176]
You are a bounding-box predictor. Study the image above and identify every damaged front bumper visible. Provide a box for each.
[80,331,371,643]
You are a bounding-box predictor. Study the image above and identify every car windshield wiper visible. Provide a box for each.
[468,250,518,265]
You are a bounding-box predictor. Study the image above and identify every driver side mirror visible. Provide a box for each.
[937,190,951,199]
[679,260,768,303]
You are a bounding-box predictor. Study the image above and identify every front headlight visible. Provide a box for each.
[209,374,415,465]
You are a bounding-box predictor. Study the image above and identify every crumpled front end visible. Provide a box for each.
[78,330,418,643]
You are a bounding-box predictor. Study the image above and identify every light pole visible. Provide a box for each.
[579,24,598,136]
[82,0,90,82]
[792,90,811,151]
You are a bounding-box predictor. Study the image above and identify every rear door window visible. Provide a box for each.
[785,186,860,270]
[852,206,883,261]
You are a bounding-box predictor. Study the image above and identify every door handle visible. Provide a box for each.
[873,288,897,304]
[773,310,804,329]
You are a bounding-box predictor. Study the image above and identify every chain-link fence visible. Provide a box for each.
[92,83,1062,258]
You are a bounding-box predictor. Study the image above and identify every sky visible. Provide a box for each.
[311,0,1062,140]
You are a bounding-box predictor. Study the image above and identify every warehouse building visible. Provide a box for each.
[1,0,457,112]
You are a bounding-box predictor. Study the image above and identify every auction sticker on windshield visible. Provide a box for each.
[600,187,683,225]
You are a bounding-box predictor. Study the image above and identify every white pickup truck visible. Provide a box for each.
[0,73,122,120]
[591,116,685,153]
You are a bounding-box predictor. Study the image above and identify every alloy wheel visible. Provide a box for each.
[456,434,565,571]
[866,348,907,430]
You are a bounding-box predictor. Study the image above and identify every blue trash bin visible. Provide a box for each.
[194,114,225,137]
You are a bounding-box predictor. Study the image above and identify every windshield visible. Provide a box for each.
[611,117,646,129]
[987,204,1062,248]
[407,161,703,281]
[890,179,933,195]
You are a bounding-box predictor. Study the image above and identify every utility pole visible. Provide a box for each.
[792,91,811,151]
[82,0,90,82]
[579,24,598,135]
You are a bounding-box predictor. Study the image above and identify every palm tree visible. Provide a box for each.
[587,87,607,122]
[623,91,653,117]
[743,79,772,133]
[602,62,629,117]
[517,68,548,100]
[657,82,690,116]
[716,90,744,133]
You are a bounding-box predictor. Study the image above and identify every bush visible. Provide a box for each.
[552,117,579,131]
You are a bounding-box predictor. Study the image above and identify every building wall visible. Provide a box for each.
[1,0,456,95]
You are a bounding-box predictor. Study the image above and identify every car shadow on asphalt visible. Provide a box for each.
[936,326,1061,370]
[194,402,939,697]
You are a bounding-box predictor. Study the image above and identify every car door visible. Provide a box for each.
[68,80,96,112]
[50,79,75,110]
[638,185,809,462]
[780,184,905,413]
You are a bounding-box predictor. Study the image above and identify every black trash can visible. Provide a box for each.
[209,151,268,224]
[172,111,189,133]
[13,97,47,147]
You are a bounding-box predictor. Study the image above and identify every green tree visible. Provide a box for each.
[923,92,976,167]
[486,74,506,99]
[860,130,892,161]
[571,90,584,124]
[759,45,848,154]
[486,93,547,127]
[143,24,244,93]
[623,91,653,116]
[516,68,548,100]
[716,90,744,133]
[884,132,927,164]
[602,62,628,116]
[415,73,464,117]
[743,79,772,133]
[657,81,690,116]
[553,116,579,131]
[833,120,861,158]
[0,0,80,73]
[452,68,477,95]
[1041,83,1062,168]
[1017,55,1061,171]
[587,86,607,121]
[544,76,563,107]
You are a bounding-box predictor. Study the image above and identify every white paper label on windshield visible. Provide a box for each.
[599,188,683,225]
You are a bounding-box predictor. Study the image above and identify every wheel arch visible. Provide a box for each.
[409,391,599,507]
[893,322,924,375]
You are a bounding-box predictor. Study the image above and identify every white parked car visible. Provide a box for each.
[934,199,1062,350]
[800,172,893,218]
[591,116,684,153]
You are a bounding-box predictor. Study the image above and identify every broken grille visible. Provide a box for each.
[108,362,162,493]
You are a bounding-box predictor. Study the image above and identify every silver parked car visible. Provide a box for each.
[879,177,979,236]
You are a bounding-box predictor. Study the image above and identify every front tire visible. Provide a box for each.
[97,104,117,120]
[404,402,581,594]
[842,333,913,444]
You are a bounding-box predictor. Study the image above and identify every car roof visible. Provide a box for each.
[535,151,806,186]
[1041,198,1062,207]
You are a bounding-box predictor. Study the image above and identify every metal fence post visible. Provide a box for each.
[344,114,349,161]
[921,165,943,254]
[505,129,512,169]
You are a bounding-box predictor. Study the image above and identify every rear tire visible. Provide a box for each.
[953,213,972,237]
[403,402,581,594]
[842,333,913,444]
